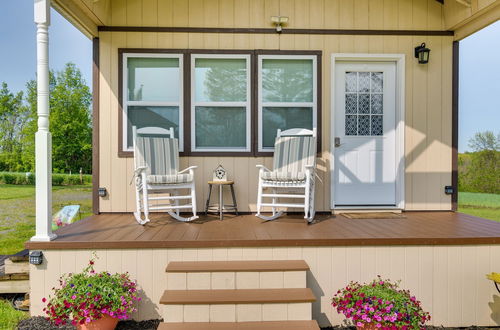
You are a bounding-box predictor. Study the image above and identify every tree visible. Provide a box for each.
[468,131,500,152]
[23,63,92,173]
[0,82,30,171]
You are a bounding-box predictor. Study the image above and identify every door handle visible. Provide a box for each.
[334,137,341,148]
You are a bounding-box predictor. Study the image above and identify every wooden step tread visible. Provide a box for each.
[160,288,316,305]
[166,260,309,273]
[158,320,320,330]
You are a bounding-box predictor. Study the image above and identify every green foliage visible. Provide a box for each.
[0,172,91,186]
[458,151,500,194]
[44,253,141,326]
[0,82,30,172]
[0,299,28,329]
[0,63,92,174]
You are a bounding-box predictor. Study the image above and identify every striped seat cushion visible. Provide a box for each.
[261,135,316,182]
[147,173,193,184]
[261,171,306,182]
[135,134,184,184]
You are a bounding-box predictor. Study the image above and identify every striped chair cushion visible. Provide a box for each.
[147,173,193,184]
[134,135,179,177]
[261,171,306,182]
[261,135,315,182]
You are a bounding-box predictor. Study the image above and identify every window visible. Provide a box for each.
[122,53,183,151]
[258,55,317,151]
[344,71,383,136]
[191,54,251,152]
[119,50,320,156]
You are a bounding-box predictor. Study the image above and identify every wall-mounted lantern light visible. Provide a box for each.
[414,43,430,64]
[271,16,288,33]
[29,251,44,265]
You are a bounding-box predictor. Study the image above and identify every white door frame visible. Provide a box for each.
[330,54,405,210]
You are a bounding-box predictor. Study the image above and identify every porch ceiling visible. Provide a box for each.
[51,0,500,41]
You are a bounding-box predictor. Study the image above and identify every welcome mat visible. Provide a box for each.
[342,212,405,219]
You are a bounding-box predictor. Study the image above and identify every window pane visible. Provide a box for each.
[127,106,179,148]
[127,57,180,102]
[262,59,313,103]
[262,107,313,148]
[195,107,246,149]
[195,58,247,102]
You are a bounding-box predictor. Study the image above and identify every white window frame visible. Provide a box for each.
[190,54,252,152]
[258,54,318,152]
[122,53,184,152]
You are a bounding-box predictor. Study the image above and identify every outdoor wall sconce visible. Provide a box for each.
[98,187,107,197]
[271,16,288,33]
[414,43,431,64]
[29,251,44,265]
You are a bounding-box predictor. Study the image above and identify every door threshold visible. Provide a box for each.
[333,208,402,214]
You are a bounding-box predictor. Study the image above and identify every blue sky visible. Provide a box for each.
[0,1,498,152]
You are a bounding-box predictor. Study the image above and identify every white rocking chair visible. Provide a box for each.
[256,128,317,223]
[132,126,198,225]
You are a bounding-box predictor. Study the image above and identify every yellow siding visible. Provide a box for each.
[31,245,500,326]
[97,0,453,212]
[443,0,500,38]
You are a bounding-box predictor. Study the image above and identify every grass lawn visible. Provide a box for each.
[0,184,92,255]
[458,191,500,222]
[0,299,28,329]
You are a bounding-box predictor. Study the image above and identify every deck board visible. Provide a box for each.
[25,212,500,249]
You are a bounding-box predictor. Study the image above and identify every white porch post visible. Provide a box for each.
[31,0,56,241]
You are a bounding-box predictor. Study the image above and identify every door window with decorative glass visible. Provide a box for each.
[191,55,251,152]
[123,54,183,151]
[258,55,317,151]
[344,71,383,136]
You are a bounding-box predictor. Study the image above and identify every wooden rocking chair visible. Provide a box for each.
[256,128,317,223]
[132,126,198,224]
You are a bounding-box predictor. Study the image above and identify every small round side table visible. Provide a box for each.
[205,181,238,220]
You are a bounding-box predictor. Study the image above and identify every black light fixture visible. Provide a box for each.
[98,187,107,197]
[415,43,431,64]
[29,251,44,265]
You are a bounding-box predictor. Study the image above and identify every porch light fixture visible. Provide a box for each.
[414,43,430,64]
[98,187,107,197]
[271,16,288,33]
[29,251,43,265]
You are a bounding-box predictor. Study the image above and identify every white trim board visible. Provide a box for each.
[330,53,406,210]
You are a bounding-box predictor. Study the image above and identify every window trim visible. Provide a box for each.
[117,49,321,158]
[120,51,184,154]
[257,54,318,152]
[190,53,252,153]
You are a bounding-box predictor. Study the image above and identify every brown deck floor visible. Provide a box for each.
[26,212,500,249]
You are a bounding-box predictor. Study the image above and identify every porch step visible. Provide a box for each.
[166,260,308,290]
[166,260,309,273]
[161,260,315,323]
[158,320,320,330]
[160,288,315,305]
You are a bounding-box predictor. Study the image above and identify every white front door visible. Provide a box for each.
[333,62,397,207]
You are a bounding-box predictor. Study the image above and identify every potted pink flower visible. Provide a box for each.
[332,276,430,330]
[43,253,141,329]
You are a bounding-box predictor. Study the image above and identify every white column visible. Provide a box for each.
[31,0,56,241]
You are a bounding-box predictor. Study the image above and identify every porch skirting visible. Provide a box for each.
[31,245,500,327]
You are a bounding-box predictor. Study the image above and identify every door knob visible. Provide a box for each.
[334,137,341,147]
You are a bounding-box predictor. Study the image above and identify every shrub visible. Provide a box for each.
[43,252,141,326]
[0,172,91,186]
[332,276,430,329]
[459,151,500,194]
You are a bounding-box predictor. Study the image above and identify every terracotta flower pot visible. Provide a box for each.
[77,314,118,330]
[356,323,379,330]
